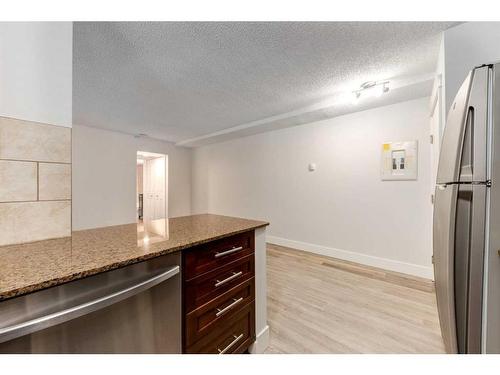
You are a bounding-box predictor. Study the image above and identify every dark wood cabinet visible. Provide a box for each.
[185,302,255,354]
[184,231,254,279]
[182,230,256,354]
[184,254,254,312]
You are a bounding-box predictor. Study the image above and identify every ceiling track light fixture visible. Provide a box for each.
[352,81,390,103]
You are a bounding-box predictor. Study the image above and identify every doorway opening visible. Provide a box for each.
[136,151,168,245]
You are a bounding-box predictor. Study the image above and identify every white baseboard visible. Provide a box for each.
[248,325,270,354]
[267,235,434,280]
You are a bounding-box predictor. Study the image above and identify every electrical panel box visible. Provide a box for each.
[381,140,418,181]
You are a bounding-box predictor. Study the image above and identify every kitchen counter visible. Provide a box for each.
[0,214,268,301]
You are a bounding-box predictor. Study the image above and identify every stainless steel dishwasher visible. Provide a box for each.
[0,252,181,353]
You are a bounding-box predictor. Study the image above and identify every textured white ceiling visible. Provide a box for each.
[73,22,456,144]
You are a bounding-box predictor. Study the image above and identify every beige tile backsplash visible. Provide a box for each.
[0,116,72,245]
[39,163,71,201]
[0,116,71,163]
[0,201,71,246]
[0,160,38,202]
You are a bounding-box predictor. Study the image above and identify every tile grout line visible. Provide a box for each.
[70,127,72,233]
[0,158,71,165]
[36,161,39,201]
[0,199,71,204]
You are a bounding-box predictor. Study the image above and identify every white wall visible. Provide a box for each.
[72,125,192,230]
[443,22,500,113]
[192,97,433,278]
[0,22,73,127]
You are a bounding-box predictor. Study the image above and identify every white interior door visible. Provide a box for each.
[143,158,152,221]
[430,74,443,271]
[154,156,166,219]
[430,101,441,191]
[143,156,166,221]
[430,74,443,195]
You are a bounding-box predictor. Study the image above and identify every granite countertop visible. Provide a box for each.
[0,214,268,301]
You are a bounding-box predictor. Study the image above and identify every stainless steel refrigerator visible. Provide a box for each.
[434,63,500,354]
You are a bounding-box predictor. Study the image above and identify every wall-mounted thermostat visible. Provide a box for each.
[381,141,418,181]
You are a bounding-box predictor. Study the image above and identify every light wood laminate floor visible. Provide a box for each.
[265,244,446,353]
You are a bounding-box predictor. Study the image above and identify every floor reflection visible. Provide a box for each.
[137,218,169,246]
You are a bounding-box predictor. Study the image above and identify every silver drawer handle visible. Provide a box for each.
[214,246,243,258]
[215,297,243,317]
[215,271,243,287]
[217,333,244,354]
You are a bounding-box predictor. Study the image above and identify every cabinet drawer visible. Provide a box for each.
[184,231,254,279]
[184,254,254,312]
[185,277,254,346]
[185,301,255,354]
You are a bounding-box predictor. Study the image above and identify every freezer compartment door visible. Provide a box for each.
[436,72,472,184]
[437,66,489,184]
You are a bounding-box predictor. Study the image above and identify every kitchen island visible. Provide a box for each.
[0,214,269,354]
